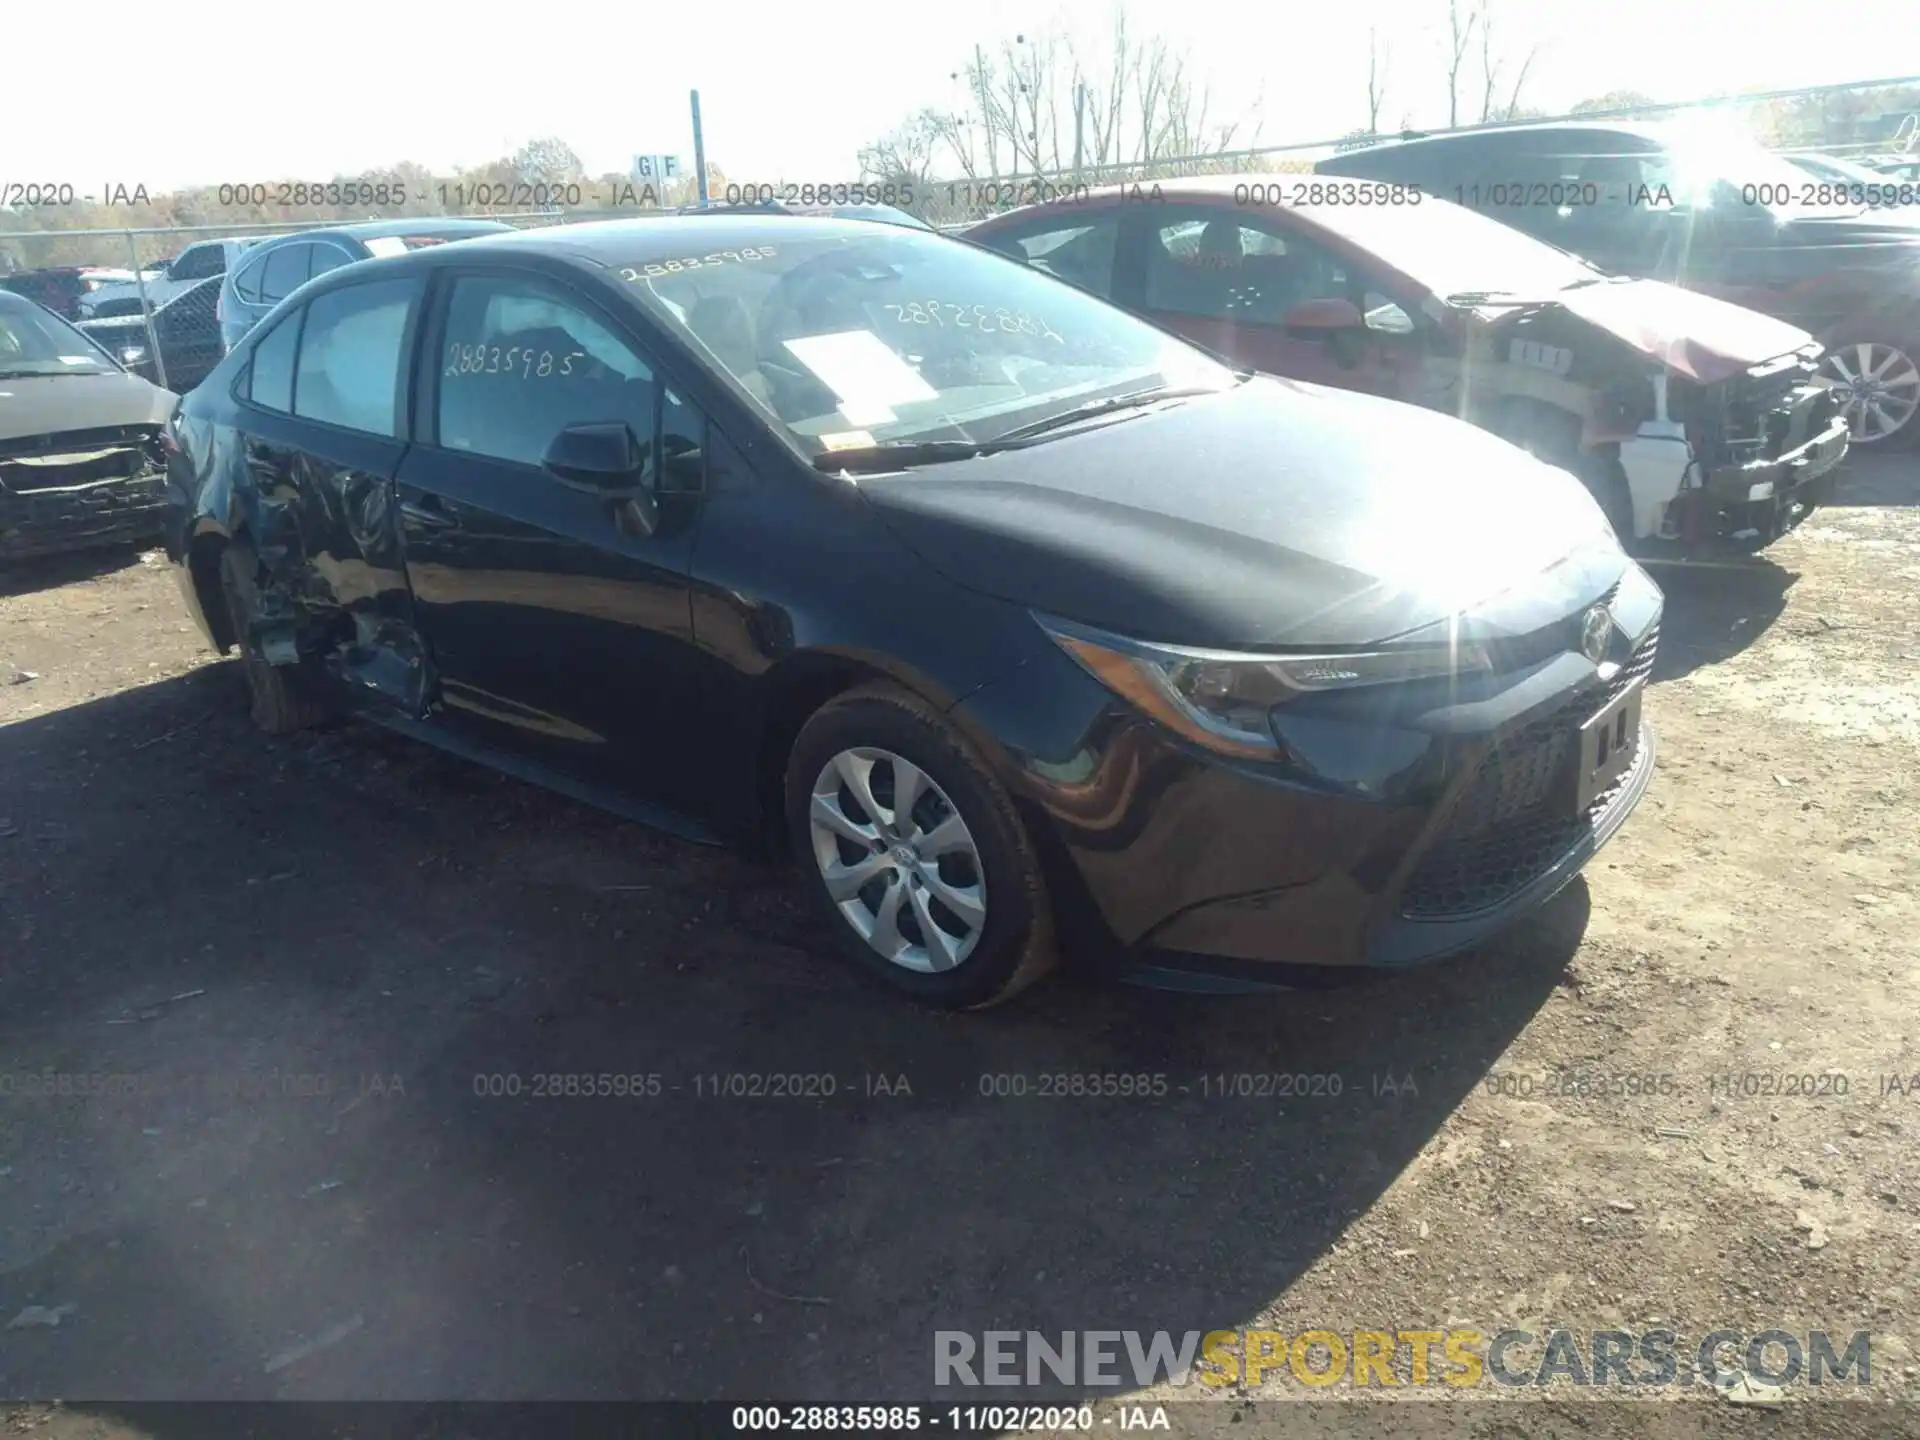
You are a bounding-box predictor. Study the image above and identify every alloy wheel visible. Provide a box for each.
[807,747,987,973]
[1822,341,1920,444]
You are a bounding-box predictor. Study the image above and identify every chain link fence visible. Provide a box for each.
[0,213,579,393]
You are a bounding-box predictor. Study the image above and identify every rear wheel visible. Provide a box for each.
[1820,335,1920,448]
[784,683,1056,1009]
[218,539,331,735]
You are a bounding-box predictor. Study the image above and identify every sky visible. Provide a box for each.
[7,0,1918,194]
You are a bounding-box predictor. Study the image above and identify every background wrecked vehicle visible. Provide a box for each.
[0,292,173,563]
[968,178,1850,559]
[1317,122,1920,449]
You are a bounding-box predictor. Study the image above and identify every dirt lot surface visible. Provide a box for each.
[2,453,1917,1436]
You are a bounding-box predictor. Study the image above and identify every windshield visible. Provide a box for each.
[614,224,1233,453]
[0,293,117,375]
[1307,194,1603,300]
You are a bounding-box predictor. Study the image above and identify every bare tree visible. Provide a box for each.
[872,3,1249,194]
[1366,28,1391,134]
[511,137,585,186]
[1445,0,1477,128]
[1569,89,1656,116]
[857,110,944,187]
[1476,4,1539,123]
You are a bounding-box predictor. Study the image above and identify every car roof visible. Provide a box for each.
[969,172,1378,220]
[1326,120,1679,161]
[245,217,516,253]
[373,213,924,269]
[675,201,933,229]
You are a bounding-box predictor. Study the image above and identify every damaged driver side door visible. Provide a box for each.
[391,268,707,813]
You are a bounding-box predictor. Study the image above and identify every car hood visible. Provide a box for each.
[855,376,1624,650]
[0,370,173,442]
[1476,278,1817,386]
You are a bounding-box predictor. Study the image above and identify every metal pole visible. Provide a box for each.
[977,44,998,183]
[1073,82,1086,179]
[690,90,710,208]
[125,228,169,393]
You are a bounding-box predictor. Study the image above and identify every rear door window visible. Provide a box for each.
[246,310,300,412]
[259,245,314,305]
[308,244,354,280]
[231,252,268,304]
[291,277,421,437]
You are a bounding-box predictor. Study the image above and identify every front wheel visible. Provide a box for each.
[1820,335,1920,448]
[784,683,1056,1009]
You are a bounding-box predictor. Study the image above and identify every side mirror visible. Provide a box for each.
[1282,297,1363,333]
[544,422,645,493]
[543,422,659,535]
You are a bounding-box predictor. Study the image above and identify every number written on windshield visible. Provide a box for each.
[882,302,1063,343]
[444,342,587,379]
[618,247,778,282]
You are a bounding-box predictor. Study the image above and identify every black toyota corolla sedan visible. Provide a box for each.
[163,215,1660,1008]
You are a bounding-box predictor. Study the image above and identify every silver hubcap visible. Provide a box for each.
[1822,341,1920,443]
[808,747,986,973]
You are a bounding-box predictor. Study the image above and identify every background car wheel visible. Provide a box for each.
[1820,335,1920,448]
[218,540,331,735]
[1496,401,1635,542]
[784,682,1056,1009]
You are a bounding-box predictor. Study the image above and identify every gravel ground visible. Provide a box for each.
[1,451,1916,1436]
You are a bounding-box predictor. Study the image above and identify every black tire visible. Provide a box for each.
[1497,401,1634,542]
[218,539,332,735]
[784,682,1056,1010]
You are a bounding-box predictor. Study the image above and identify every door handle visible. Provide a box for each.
[399,495,459,531]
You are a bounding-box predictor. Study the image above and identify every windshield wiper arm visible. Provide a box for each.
[811,384,1234,473]
[989,384,1225,444]
[812,440,996,473]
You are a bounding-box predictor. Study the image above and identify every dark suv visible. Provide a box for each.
[1319,122,1920,446]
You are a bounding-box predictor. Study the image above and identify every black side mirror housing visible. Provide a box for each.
[543,422,658,534]
[544,422,646,490]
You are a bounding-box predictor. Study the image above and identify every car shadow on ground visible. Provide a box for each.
[0,667,1586,1401]
[0,543,151,599]
[1644,558,1796,684]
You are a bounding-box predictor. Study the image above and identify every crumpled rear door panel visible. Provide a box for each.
[235,408,429,716]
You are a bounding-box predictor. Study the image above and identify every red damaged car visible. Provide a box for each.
[968,178,1850,559]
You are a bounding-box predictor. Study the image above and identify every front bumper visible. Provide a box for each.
[0,463,169,562]
[1692,412,1850,550]
[959,593,1662,984]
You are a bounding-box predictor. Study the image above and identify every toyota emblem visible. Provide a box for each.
[1580,605,1612,664]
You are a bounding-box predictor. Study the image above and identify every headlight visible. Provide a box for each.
[1038,614,1491,759]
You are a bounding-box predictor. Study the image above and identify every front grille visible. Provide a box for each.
[1398,625,1658,920]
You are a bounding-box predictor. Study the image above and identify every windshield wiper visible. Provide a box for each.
[0,367,102,380]
[989,384,1226,444]
[810,383,1234,473]
[813,439,998,472]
